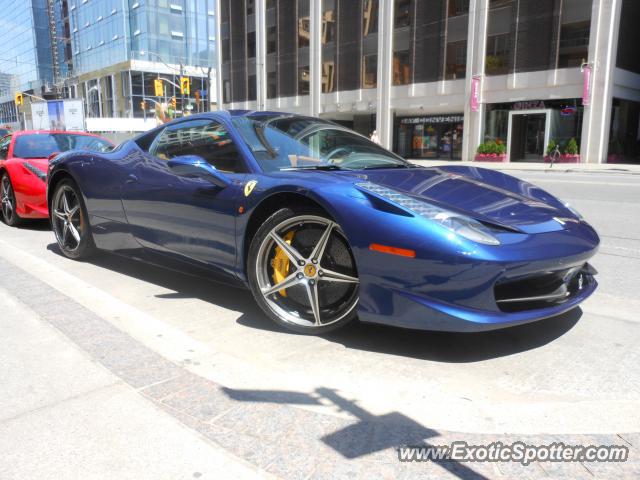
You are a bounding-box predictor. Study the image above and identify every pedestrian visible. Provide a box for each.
[370,130,379,144]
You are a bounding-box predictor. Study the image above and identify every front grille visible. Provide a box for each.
[494,264,595,313]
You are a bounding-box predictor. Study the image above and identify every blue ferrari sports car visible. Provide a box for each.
[47,111,599,334]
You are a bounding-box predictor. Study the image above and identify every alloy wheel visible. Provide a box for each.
[1,175,15,223]
[255,215,359,329]
[52,184,84,253]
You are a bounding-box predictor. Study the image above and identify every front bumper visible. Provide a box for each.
[352,222,599,332]
[358,269,596,332]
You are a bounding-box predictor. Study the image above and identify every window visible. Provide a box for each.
[558,22,590,68]
[0,135,11,160]
[13,134,112,158]
[298,68,310,95]
[267,71,277,98]
[363,0,378,35]
[150,120,245,173]
[247,31,256,58]
[394,0,411,28]
[485,33,510,75]
[393,50,411,85]
[267,26,277,54]
[446,40,467,79]
[362,54,377,88]
[231,114,408,172]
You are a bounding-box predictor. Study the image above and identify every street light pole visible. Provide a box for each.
[180,63,185,117]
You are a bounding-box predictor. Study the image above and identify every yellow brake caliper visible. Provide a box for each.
[271,230,295,297]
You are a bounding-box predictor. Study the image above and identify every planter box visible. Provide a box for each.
[474,153,508,162]
[543,154,580,164]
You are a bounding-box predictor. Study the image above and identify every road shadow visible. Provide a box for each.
[1,218,50,231]
[46,243,581,362]
[221,386,489,478]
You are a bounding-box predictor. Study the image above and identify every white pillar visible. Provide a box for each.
[461,0,489,162]
[255,0,267,110]
[376,0,395,149]
[214,0,224,109]
[309,0,322,117]
[580,0,623,164]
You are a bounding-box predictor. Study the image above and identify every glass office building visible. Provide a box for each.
[67,0,217,119]
[218,0,640,164]
[0,0,57,125]
[0,0,55,92]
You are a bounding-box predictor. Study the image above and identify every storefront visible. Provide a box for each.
[483,99,584,162]
[394,114,464,160]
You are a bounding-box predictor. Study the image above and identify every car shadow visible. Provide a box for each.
[1,218,50,231]
[47,243,582,363]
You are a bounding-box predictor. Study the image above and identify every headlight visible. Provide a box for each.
[356,182,500,246]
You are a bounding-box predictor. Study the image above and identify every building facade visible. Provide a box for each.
[65,0,218,125]
[0,0,59,126]
[0,0,218,130]
[217,0,640,164]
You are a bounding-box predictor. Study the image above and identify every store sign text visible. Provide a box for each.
[512,101,546,110]
[400,115,464,125]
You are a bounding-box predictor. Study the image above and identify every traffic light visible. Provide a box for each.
[180,77,190,95]
[14,92,23,106]
[170,96,177,109]
[140,100,147,110]
[154,79,163,96]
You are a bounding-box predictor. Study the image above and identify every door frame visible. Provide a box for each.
[506,109,552,162]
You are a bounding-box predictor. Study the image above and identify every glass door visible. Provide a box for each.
[508,110,550,162]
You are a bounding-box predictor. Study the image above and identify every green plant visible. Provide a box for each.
[565,137,578,155]
[477,141,506,155]
[546,139,557,156]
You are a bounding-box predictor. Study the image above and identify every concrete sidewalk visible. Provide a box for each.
[409,159,640,174]
[0,288,269,480]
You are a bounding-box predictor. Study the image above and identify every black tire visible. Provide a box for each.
[247,207,359,335]
[50,179,97,260]
[1,173,22,227]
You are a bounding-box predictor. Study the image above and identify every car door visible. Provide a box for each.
[121,118,246,276]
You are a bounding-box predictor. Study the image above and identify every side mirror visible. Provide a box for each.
[167,155,231,188]
[48,151,60,161]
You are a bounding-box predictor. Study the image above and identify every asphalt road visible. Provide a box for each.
[1,169,639,479]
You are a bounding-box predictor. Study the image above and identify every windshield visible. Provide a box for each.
[232,114,410,172]
[13,133,113,158]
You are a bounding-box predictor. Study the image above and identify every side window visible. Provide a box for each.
[150,120,245,173]
[0,136,11,160]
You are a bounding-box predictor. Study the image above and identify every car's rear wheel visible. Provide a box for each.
[248,207,359,334]
[1,173,21,226]
[51,179,96,260]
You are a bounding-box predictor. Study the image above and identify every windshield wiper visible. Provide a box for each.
[361,163,412,170]
[280,164,346,171]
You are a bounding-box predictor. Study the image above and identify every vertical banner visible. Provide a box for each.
[62,100,85,131]
[582,64,592,107]
[470,75,481,112]
[48,101,65,130]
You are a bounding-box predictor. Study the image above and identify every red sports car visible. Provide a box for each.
[0,130,113,226]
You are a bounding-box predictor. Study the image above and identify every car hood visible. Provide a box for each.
[351,166,573,234]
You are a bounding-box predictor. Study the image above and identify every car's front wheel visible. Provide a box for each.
[248,207,359,334]
[1,173,22,226]
[51,179,96,260]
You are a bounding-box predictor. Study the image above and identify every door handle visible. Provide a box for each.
[125,173,138,184]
